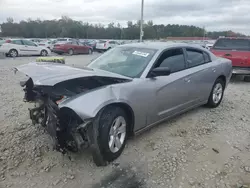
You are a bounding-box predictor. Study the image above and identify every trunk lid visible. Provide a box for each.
[211,38,250,67]
[96,41,107,49]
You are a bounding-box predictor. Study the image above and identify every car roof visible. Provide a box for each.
[119,42,206,51]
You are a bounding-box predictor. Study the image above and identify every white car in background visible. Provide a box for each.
[0,39,51,57]
[205,43,214,50]
[56,38,74,43]
[38,40,54,50]
[95,40,119,52]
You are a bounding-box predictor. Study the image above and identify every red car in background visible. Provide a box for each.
[210,37,250,81]
[52,41,93,55]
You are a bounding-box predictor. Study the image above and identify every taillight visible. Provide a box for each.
[5,40,11,43]
[104,43,106,47]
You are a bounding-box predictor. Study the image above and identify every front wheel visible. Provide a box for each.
[90,106,128,166]
[206,78,225,108]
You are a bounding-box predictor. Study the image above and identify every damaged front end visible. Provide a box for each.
[15,63,131,155]
[22,77,92,153]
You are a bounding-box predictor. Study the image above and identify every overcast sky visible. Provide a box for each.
[0,0,250,34]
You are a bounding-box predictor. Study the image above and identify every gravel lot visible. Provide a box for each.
[0,53,250,188]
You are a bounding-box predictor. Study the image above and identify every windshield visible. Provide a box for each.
[88,47,157,78]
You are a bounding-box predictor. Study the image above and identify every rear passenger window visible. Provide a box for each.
[157,48,185,73]
[11,40,23,45]
[186,49,205,68]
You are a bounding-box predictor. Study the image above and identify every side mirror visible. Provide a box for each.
[149,67,171,77]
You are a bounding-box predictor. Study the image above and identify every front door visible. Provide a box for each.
[146,48,194,125]
[22,40,40,55]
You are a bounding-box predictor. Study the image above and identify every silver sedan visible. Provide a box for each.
[15,42,232,166]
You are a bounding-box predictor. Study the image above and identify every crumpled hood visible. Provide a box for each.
[15,62,131,86]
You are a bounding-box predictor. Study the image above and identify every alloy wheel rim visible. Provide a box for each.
[212,83,223,104]
[108,116,126,153]
[42,51,47,56]
[11,51,17,57]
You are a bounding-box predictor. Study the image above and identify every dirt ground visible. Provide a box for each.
[0,54,250,188]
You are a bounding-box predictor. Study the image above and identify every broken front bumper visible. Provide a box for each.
[22,78,92,154]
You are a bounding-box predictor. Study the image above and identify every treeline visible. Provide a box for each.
[0,16,246,39]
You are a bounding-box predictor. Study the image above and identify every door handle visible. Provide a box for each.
[212,68,216,72]
[184,78,191,83]
[224,53,232,57]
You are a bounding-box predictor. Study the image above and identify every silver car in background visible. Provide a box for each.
[15,42,232,166]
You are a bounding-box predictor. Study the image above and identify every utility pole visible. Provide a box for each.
[139,0,144,42]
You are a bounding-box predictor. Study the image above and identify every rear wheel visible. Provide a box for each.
[9,49,18,57]
[88,49,93,54]
[206,78,225,108]
[68,49,74,55]
[41,50,48,56]
[90,106,128,166]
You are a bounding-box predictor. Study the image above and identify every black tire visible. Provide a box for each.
[206,78,225,108]
[40,50,48,56]
[243,76,250,82]
[90,106,128,166]
[68,49,74,55]
[9,49,18,57]
[88,48,93,54]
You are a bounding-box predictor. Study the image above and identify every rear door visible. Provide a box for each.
[9,40,25,55]
[184,48,216,102]
[210,38,250,67]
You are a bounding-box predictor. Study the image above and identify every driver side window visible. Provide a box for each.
[156,48,186,73]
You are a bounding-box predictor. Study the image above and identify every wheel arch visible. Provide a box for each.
[101,102,135,137]
[41,49,48,54]
[217,75,226,86]
[9,48,19,55]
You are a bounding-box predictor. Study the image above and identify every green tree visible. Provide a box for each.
[0,17,245,39]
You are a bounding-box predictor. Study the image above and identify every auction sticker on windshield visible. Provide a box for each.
[132,51,149,57]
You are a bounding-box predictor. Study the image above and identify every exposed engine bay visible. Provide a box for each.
[21,76,128,153]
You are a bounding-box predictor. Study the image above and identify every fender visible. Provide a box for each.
[59,85,134,120]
